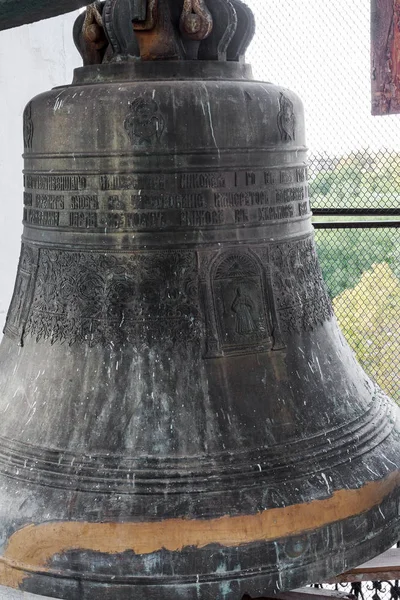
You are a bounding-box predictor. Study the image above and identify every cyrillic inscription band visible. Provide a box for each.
[24,175,87,191]
[276,187,305,204]
[69,212,97,228]
[71,195,99,210]
[131,193,205,210]
[35,194,65,209]
[180,173,226,189]
[23,168,310,230]
[25,209,60,227]
[100,174,166,191]
[180,210,225,227]
[214,191,270,208]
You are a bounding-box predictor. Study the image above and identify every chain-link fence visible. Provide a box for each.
[246,0,400,404]
[314,225,400,403]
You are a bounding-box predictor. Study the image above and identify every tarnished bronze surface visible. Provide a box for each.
[0,2,399,599]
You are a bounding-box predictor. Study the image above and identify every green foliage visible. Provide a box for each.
[333,263,400,402]
[310,150,400,209]
[315,228,399,299]
[311,149,400,402]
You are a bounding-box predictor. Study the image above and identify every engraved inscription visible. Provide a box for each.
[21,168,311,232]
[101,174,165,191]
[180,210,224,227]
[124,98,165,145]
[263,167,307,186]
[125,212,167,228]
[245,172,257,186]
[35,194,65,209]
[235,210,249,224]
[26,209,60,227]
[24,249,200,347]
[276,187,305,204]
[70,212,97,228]
[97,212,168,229]
[214,191,269,208]
[264,171,279,185]
[25,175,86,191]
[258,205,294,222]
[71,195,99,210]
[280,171,294,184]
[132,193,205,210]
[180,173,226,189]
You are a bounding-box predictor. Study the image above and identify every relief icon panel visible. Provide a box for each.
[207,251,273,357]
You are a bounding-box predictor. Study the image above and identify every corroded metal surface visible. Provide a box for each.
[0,2,399,600]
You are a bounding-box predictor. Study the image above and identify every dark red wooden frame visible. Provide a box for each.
[372,0,400,115]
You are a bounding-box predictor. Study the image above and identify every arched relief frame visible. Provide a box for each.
[199,247,279,358]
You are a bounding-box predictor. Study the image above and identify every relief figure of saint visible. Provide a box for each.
[231,288,257,336]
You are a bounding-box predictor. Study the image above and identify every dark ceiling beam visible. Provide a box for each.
[0,0,90,31]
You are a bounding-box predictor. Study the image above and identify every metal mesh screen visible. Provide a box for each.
[245,0,400,169]
[310,151,400,212]
[245,0,400,402]
[315,227,400,403]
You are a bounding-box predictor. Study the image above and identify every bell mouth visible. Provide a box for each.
[0,488,399,599]
[71,60,254,86]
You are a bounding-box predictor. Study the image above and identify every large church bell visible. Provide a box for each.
[0,0,399,598]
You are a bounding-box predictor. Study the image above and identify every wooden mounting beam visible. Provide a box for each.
[246,588,354,600]
[330,548,400,583]
[371,0,400,115]
[243,551,400,598]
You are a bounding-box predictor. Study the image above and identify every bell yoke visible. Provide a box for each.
[0,1,399,599]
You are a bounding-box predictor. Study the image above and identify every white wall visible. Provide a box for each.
[0,12,80,334]
[0,586,55,599]
[0,15,79,591]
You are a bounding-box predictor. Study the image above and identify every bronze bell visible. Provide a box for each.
[0,1,399,598]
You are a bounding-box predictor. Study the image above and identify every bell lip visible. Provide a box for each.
[71,60,255,85]
[2,501,399,598]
